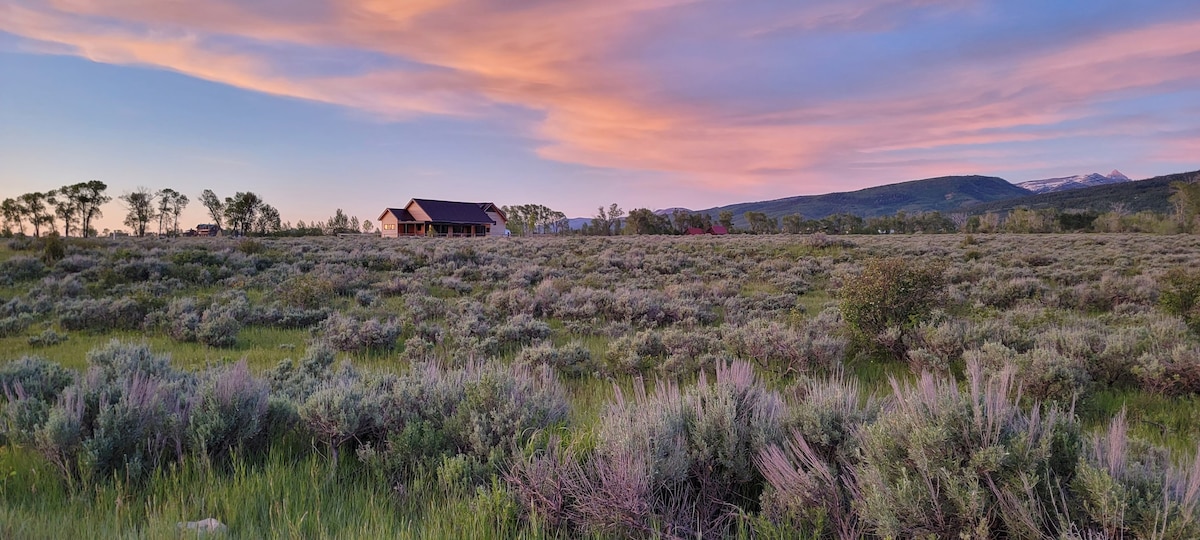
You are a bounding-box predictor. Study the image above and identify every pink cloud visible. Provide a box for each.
[3,0,1200,196]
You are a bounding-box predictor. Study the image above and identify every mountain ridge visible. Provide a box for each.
[692,175,1031,227]
[1017,170,1132,194]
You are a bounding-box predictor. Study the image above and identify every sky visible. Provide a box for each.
[2,0,1200,232]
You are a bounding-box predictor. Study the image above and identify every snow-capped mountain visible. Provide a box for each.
[1017,170,1132,194]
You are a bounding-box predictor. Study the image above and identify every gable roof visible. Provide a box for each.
[378,208,415,221]
[411,199,495,225]
[478,202,506,222]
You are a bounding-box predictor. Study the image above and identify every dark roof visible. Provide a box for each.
[412,199,495,225]
[379,208,415,221]
[478,202,506,222]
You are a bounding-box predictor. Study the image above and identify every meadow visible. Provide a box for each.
[3,232,1200,538]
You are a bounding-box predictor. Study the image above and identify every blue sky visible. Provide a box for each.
[2,0,1199,231]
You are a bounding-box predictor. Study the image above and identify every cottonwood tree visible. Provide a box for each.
[223,192,263,236]
[624,208,673,235]
[20,192,54,237]
[2,198,26,235]
[120,188,156,237]
[154,188,189,236]
[199,189,224,229]
[719,210,734,231]
[501,204,568,235]
[590,203,624,236]
[255,204,281,235]
[73,181,110,237]
[1170,175,1200,232]
[50,186,80,237]
[744,211,778,234]
[782,214,803,234]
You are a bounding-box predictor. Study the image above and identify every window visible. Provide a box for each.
[383,223,396,230]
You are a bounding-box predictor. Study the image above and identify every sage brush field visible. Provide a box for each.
[3,233,1200,538]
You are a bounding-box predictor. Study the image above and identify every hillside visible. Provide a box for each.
[963,170,1200,216]
[697,175,1030,226]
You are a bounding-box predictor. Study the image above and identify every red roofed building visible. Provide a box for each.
[686,227,706,235]
[708,225,729,235]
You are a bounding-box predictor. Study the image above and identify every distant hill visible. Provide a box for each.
[695,175,1030,226]
[1017,170,1131,194]
[964,170,1200,216]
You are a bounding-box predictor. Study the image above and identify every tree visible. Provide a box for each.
[2,198,26,235]
[782,214,803,234]
[20,192,54,237]
[624,208,673,235]
[1170,176,1200,232]
[362,220,375,234]
[255,204,281,235]
[326,209,353,234]
[166,190,189,235]
[744,211,777,234]
[120,188,156,237]
[68,181,110,238]
[223,192,263,236]
[49,186,81,237]
[154,189,188,236]
[607,203,624,235]
[199,189,225,229]
[718,210,734,232]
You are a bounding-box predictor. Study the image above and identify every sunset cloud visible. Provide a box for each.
[3,0,1199,200]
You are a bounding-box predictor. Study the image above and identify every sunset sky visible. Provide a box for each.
[3,0,1200,232]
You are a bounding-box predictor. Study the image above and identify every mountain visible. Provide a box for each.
[654,207,692,216]
[695,175,1031,227]
[964,170,1200,216]
[1017,170,1131,194]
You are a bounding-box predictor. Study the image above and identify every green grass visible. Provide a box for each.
[1079,388,1200,457]
[0,327,312,372]
[0,444,551,539]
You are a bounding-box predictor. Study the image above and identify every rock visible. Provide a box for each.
[178,518,227,534]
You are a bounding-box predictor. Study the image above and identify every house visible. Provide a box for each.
[708,225,729,235]
[686,227,706,235]
[378,199,502,238]
[477,202,508,237]
[194,224,220,237]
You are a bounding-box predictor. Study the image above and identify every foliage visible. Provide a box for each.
[838,257,945,360]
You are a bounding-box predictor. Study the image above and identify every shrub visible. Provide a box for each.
[22,342,199,484]
[508,360,782,537]
[839,257,944,360]
[0,356,76,403]
[276,274,336,310]
[197,305,242,348]
[0,256,47,283]
[27,328,68,347]
[1131,344,1200,396]
[315,312,402,352]
[187,360,269,461]
[0,313,35,338]
[493,314,551,349]
[1073,410,1200,538]
[266,343,339,402]
[604,330,668,374]
[851,362,1080,538]
[1159,267,1200,332]
[58,297,147,331]
[515,342,595,377]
